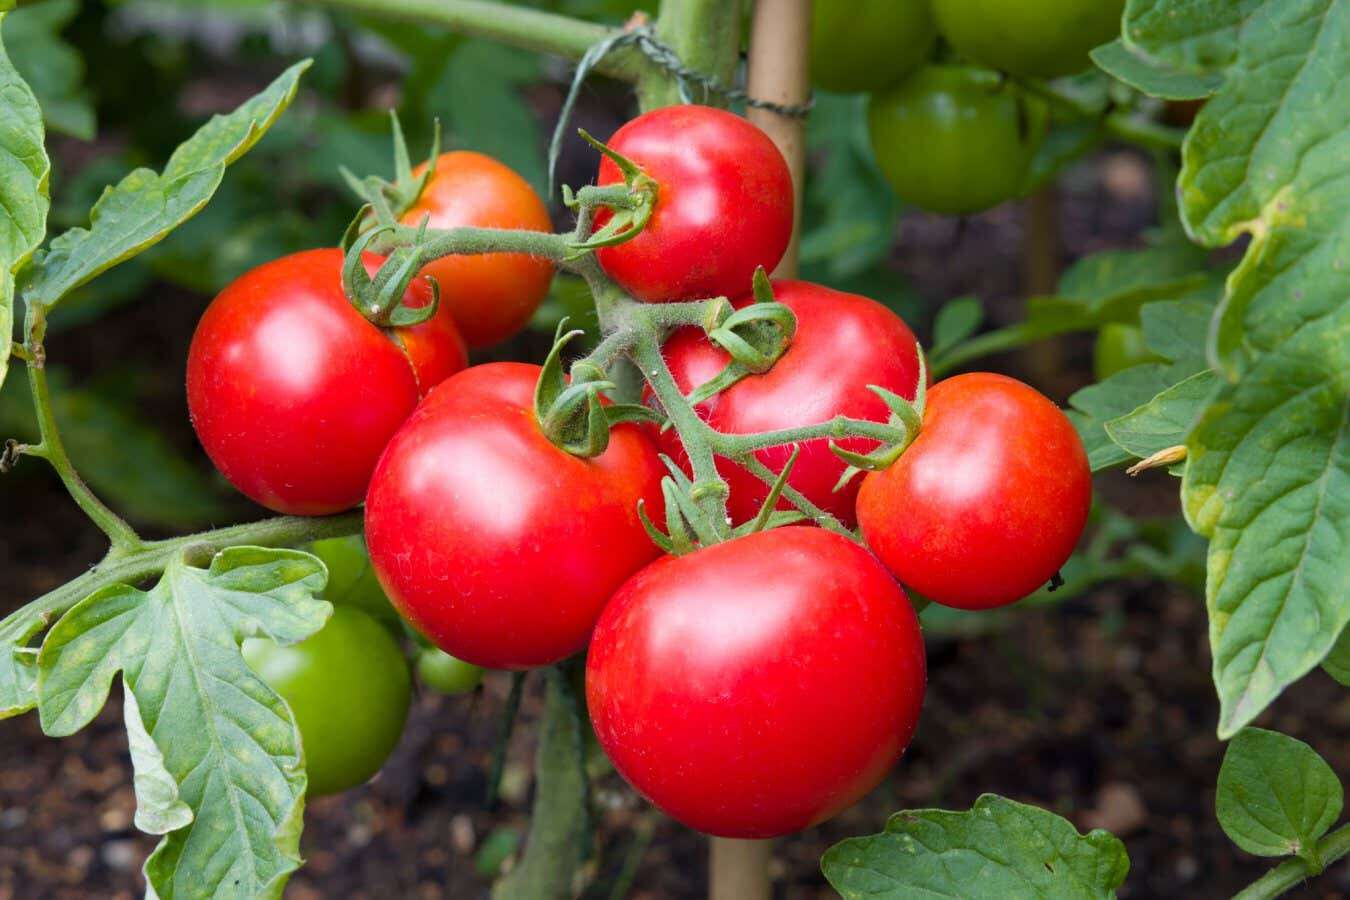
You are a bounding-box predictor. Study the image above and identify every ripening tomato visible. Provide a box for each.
[868,65,1047,215]
[364,362,665,669]
[306,535,402,627]
[416,649,485,695]
[652,280,922,527]
[858,373,1091,610]
[244,606,411,796]
[931,0,1125,78]
[587,527,926,838]
[811,0,937,93]
[593,105,792,302]
[187,248,467,515]
[401,151,554,347]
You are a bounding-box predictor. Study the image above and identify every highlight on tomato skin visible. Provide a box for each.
[363,362,667,671]
[857,372,1092,611]
[186,248,466,516]
[593,104,794,303]
[651,279,923,527]
[586,526,927,839]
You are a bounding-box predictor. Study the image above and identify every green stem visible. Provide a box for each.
[22,303,143,554]
[307,0,646,81]
[1234,824,1350,900]
[1013,77,1185,152]
[643,0,744,109]
[8,511,363,650]
[712,416,900,454]
[929,320,1087,378]
[734,454,856,541]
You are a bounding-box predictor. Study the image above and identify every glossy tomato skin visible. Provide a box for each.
[244,606,411,796]
[653,280,922,526]
[587,527,926,838]
[932,0,1125,78]
[811,0,937,93]
[402,151,554,348]
[858,373,1091,610]
[594,106,792,302]
[364,362,666,670]
[187,248,466,515]
[868,65,1047,215]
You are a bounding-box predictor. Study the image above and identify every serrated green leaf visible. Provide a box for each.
[3,0,94,140]
[822,794,1130,899]
[1105,369,1218,462]
[1216,727,1342,861]
[25,59,310,308]
[1122,0,1261,76]
[1057,244,1209,316]
[123,690,194,835]
[36,547,331,900]
[1181,349,1349,738]
[1070,364,1176,470]
[0,605,47,719]
[1139,297,1215,365]
[1091,38,1223,99]
[1324,628,1350,685]
[932,296,983,353]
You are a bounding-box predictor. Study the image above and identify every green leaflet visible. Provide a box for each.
[37,547,331,899]
[822,794,1129,899]
[1125,0,1350,737]
[1106,369,1219,464]
[24,59,310,308]
[0,10,49,390]
[1216,728,1343,862]
[1091,39,1223,99]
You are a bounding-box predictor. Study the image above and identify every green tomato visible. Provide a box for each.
[307,535,399,626]
[810,0,937,93]
[931,0,1126,78]
[416,648,485,695]
[244,605,411,796]
[1094,323,1164,380]
[867,65,1047,215]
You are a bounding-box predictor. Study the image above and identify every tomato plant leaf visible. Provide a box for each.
[0,8,50,390]
[1090,39,1223,100]
[1105,369,1219,464]
[25,59,310,308]
[1056,244,1209,316]
[1181,349,1349,738]
[1138,297,1214,368]
[0,606,46,719]
[822,794,1129,899]
[1216,728,1343,862]
[1125,0,1350,737]
[35,547,331,899]
[932,296,983,354]
[1122,0,1261,76]
[2,0,94,140]
[1070,364,1177,470]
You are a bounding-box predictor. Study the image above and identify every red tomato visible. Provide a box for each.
[402,151,554,348]
[652,280,922,526]
[594,105,792,302]
[187,248,466,515]
[858,373,1091,609]
[586,526,926,838]
[364,362,666,669]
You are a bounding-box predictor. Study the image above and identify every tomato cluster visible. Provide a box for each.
[811,0,1124,215]
[187,106,1091,832]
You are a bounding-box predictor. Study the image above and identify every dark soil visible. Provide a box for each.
[3,150,1347,900]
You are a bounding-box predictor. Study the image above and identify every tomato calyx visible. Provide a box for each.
[561,129,659,257]
[829,345,929,490]
[341,113,442,225]
[686,269,798,406]
[340,224,441,328]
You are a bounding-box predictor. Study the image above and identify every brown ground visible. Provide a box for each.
[3,152,1348,899]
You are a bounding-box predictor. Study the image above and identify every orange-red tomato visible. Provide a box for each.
[401,151,554,347]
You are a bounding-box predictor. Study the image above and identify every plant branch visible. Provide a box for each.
[734,454,856,541]
[306,0,646,81]
[8,512,364,651]
[1234,824,1350,900]
[21,301,143,554]
[712,416,900,454]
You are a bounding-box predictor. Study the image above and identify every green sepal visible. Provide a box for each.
[638,457,728,555]
[341,113,441,226]
[604,403,663,428]
[637,499,677,555]
[706,273,797,374]
[340,225,439,328]
[533,323,615,459]
[563,129,660,257]
[828,343,930,483]
[741,445,801,536]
